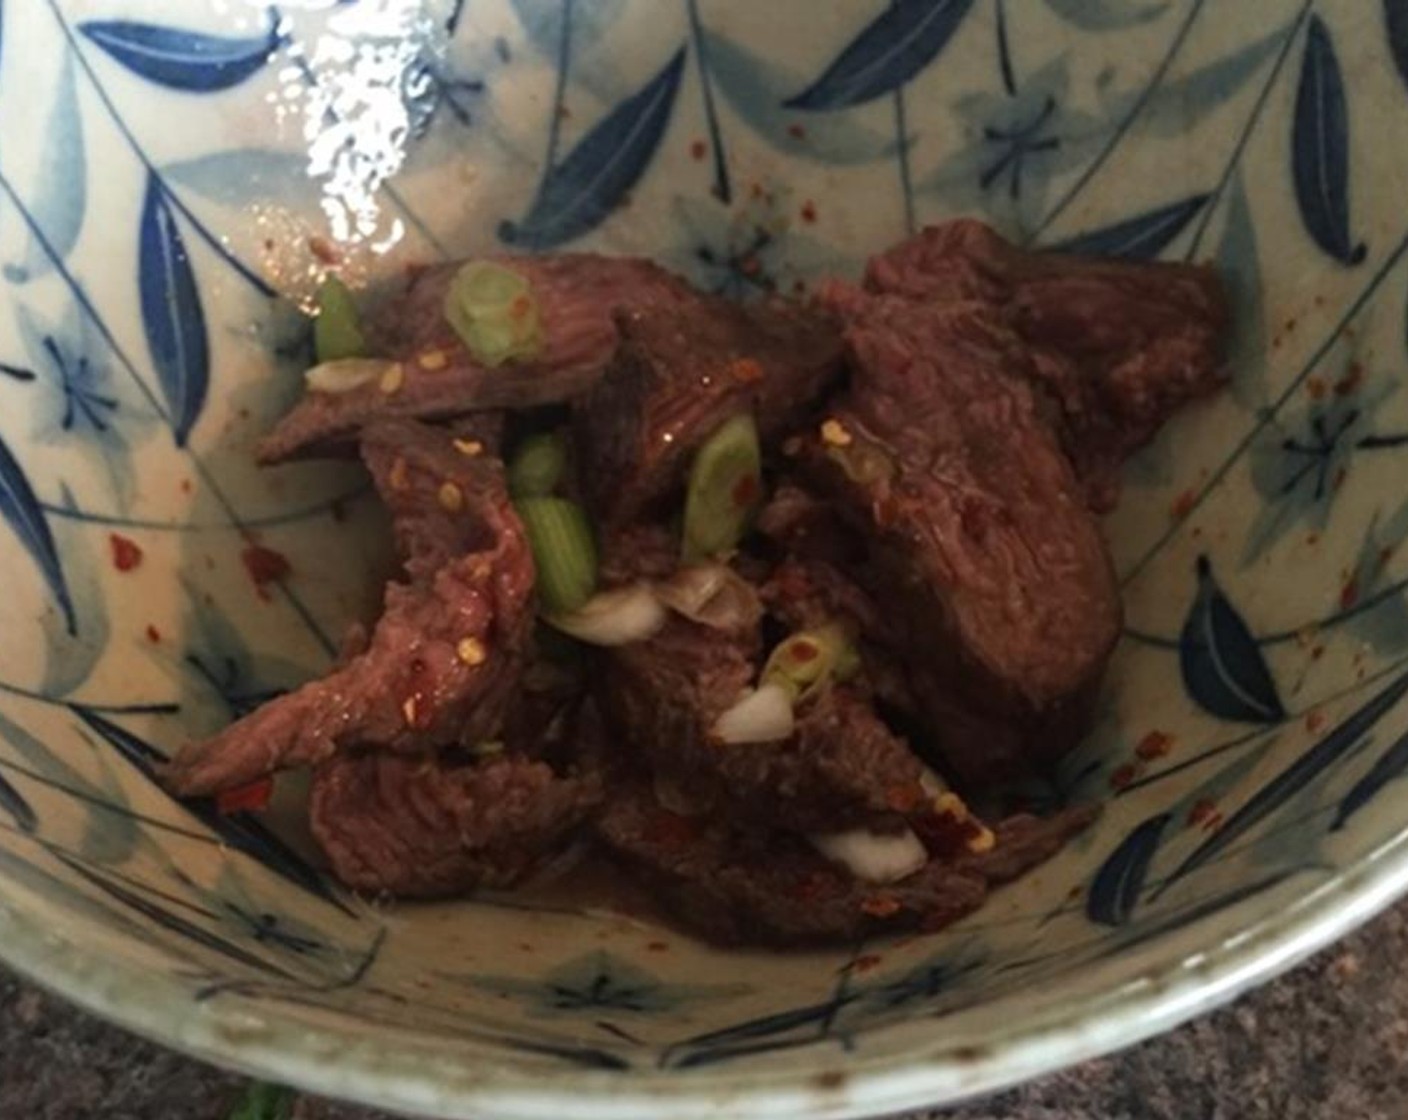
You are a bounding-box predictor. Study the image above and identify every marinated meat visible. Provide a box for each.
[165,420,534,795]
[601,608,924,832]
[802,290,1122,787]
[311,751,599,897]
[166,221,1229,945]
[596,783,1094,945]
[573,297,844,527]
[863,220,1228,508]
[260,255,698,462]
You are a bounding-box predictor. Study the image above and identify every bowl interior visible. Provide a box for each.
[3,1,1408,1117]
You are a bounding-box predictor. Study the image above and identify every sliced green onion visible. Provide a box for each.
[444,260,545,367]
[762,622,857,704]
[313,276,366,364]
[682,413,763,562]
[509,432,567,498]
[516,496,597,614]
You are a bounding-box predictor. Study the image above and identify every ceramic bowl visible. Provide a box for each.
[2,1,1408,1116]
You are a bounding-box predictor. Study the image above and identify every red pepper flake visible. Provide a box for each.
[1109,763,1138,791]
[1187,798,1217,827]
[788,639,820,663]
[749,182,766,201]
[786,123,807,140]
[885,782,923,813]
[1340,577,1360,610]
[1307,532,1320,546]
[1170,489,1196,521]
[216,776,274,815]
[739,254,761,277]
[728,357,764,385]
[860,893,901,919]
[851,953,882,974]
[689,139,707,160]
[1380,546,1396,570]
[800,200,818,224]
[180,478,193,495]
[1306,377,1327,400]
[1311,644,1325,660]
[912,802,986,857]
[1305,710,1327,733]
[242,544,291,591]
[1335,363,1364,396]
[510,294,533,321]
[308,236,340,265]
[1135,730,1173,761]
[646,940,669,953]
[109,533,143,572]
[145,624,162,644]
[731,474,760,508]
[1284,316,1298,333]
[1333,467,1348,491]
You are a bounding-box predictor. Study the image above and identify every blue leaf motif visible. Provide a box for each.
[1160,669,1408,893]
[703,31,900,165]
[72,708,350,912]
[1086,812,1171,926]
[78,19,279,93]
[53,852,297,979]
[499,48,686,250]
[0,432,75,635]
[1179,556,1285,723]
[1386,0,1408,92]
[1332,726,1408,831]
[1217,172,1267,409]
[1042,0,1168,30]
[784,0,977,111]
[5,56,86,285]
[138,174,209,447]
[1292,16,1366,266]
[0,772,37,832]
[1050,194,1209,260]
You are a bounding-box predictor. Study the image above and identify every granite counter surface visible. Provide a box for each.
[5,900,1408,1120]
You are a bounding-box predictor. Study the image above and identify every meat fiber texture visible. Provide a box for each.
[863,220,1228,510]
[572,294,845,528]
[310,751,598,897]
[260,255,698,462]
[597,782,1096,946]
[165,420,536,796]
[802,287,1123,788]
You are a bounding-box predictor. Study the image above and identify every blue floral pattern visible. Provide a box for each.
[1,0,1407,1107]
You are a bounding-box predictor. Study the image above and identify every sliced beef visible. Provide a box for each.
[862,220,1228,508]
[600,603,923,832]
[260,255,698,462]
[572,296,844,527]
[310,751,599,897]
[801,291,1122,788]
[596,783,1094,945]
[165,420,534,796]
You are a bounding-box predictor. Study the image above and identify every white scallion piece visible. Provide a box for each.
[810,827,928,884]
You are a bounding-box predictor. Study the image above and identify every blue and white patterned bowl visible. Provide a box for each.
[2,1,1408,1116]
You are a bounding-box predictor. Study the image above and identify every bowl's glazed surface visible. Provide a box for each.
[2,2,1408,1117]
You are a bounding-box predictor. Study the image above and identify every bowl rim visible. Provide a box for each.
[2,820,1406,1119]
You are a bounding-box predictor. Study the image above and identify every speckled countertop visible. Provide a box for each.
[5,901,1408,1120]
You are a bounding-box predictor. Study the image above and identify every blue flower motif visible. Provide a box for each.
[1243,362,1405,563]
[14,301,157,510]
[459,950,748,1017]
[921,57,1105,240]
[404,54,485,138]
